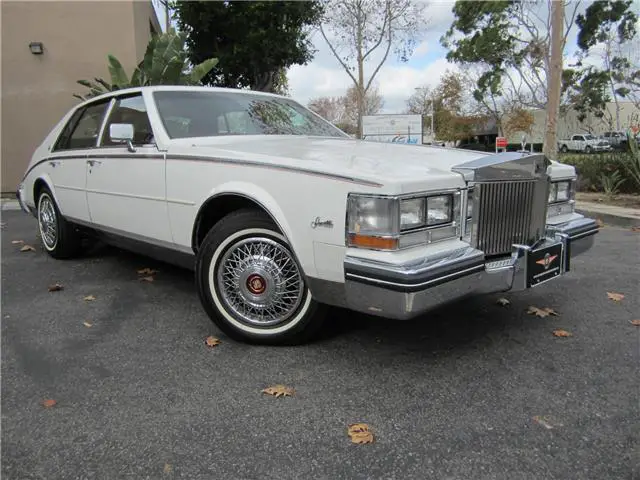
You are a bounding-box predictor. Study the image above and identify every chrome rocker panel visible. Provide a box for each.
[343,215,599,320]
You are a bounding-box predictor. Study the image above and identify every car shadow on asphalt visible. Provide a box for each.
[80,240,532,354]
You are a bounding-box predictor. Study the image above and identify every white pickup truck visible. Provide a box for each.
[558,134,611,153]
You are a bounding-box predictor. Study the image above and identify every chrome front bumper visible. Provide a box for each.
[343,216,599,320]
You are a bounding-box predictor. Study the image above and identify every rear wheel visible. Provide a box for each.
[585,145,592,154]
[37,186,82,259]
[560,145,569,153]
[195,209,326,345]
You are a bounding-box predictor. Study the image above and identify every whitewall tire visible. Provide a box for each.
[195,209,326,345]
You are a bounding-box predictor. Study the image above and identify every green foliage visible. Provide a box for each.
[560,151,639,194]
[440,1,513,107]
[74,31,218,100]
[576,0,637,51]
[565,67,611,122]
[571,1,639,119]
[623,131,640,190]
[174,1,324,92]
[600,170,624,197]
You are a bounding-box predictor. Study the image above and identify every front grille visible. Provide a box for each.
[473,180,548,256]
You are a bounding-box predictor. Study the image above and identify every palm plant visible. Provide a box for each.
[74,31,218,100]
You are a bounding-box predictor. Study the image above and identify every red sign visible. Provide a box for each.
[496,137,507,148]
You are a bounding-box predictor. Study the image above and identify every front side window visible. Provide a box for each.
[54,101,110,151]
[153,90,348,139]
[101,94,154,146]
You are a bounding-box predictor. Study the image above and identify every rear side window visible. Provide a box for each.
[54,101,110,151]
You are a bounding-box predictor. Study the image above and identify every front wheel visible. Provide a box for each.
[195,209,326,345]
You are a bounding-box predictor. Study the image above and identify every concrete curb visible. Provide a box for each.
[1,200,21,212]
[576,207,640,229]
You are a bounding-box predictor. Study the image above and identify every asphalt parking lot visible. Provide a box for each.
[1,210,638,480]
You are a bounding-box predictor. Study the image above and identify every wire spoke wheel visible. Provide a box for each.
[215,236,304,327]
[38,194,58,250]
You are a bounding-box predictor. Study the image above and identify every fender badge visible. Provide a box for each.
[310,217,333,229]
[536,253,558,270]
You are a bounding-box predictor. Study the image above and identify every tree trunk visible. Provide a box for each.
[356,5,365,139]
[543,1,564,160]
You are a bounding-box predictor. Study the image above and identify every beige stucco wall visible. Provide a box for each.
[1,0,159,192]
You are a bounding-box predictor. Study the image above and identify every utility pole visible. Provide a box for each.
[543,0,564,160]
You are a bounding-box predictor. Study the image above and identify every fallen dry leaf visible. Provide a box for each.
[20,245,36,252]
[347,423,375,444]
[41,399,57,408]
[262,385,295,398]
[630,320,640,326]
[496,297,511,306]
[83,321,93,328]
[83,295,96,302]
[137,268,158,276]
[163,463,173,474]
[48,283,64,292]
[553,329,572,337]
[139,275,154,283]
[527,306,559,318]
[596,218,605,228]
[533,415,563,430]
[631,226,640,232]
[204,336,221,348]
[607,292,624,302]
[11,240,24,245]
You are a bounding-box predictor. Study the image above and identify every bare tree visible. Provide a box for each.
[308,96,346,123]
[343,85,384,126]
[319,0,428,138]
[503,0,581,110]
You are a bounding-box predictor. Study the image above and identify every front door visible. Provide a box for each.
[85,93,173,244]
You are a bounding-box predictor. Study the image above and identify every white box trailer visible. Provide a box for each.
[362,114,423,144]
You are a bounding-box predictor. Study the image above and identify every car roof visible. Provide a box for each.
[78,85,289,108]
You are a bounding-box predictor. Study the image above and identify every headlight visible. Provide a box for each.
[548,180,574,204]
[556,181,570,201]
[400,198,426,230]
[427,195,452,225]
[347,193,459,250]
[347,195,399,250]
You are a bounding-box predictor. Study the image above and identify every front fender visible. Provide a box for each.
[196,181,317,276]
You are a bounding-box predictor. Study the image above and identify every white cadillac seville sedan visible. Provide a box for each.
[17,86,599,345]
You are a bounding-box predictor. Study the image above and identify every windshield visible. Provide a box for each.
[583,134,595,140]
[153,90,348,139]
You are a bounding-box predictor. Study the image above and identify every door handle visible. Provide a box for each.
[49,160,60,168]
[86,159,102,167]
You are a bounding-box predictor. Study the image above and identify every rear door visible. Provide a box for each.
[46,99,111,222]
[85,92,173,244]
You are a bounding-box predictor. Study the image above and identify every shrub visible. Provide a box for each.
[559,151,639,194]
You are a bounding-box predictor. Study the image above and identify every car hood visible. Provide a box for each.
[167,135,489,193]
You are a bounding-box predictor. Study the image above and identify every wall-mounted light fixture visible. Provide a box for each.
[29,42,44,55]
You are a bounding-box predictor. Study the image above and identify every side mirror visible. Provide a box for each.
[109,123,135,152]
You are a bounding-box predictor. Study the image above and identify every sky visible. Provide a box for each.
[153,1,639,114]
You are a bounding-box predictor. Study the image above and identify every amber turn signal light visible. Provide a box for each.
[348,234,398,250]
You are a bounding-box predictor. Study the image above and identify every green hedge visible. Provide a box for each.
[559,152,639,194]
